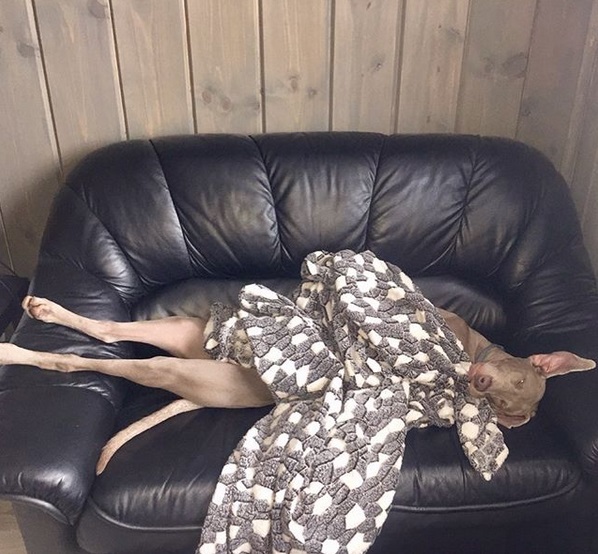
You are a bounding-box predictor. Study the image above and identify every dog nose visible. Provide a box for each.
[474,374,493,392]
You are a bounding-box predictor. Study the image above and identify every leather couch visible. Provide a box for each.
[2,133,598,554]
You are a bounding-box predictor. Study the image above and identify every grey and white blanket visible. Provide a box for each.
[197,250,508,554]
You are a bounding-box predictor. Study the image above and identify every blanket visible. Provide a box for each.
[197,250,508,554]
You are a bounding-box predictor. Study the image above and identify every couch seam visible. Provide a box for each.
[390,470,581,514]
[249,135,287,273]
[81,496,203,534]
[489,140,562,293]
[63,185,145,300]
[448,136,479,267]
[363,134,386,250]
[147,139,195,276]
[506,205,581,296]
[38,249,133,309]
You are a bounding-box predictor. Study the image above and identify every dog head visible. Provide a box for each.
[468,351,595,428]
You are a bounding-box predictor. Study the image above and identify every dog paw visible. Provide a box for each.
[22,296,62,324]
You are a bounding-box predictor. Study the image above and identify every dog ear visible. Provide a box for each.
[497,411,533,428]
[528,352,596,378]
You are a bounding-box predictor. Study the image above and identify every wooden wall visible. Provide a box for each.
[1,0,598,276]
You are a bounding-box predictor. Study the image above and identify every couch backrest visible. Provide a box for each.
[34,133,598,351]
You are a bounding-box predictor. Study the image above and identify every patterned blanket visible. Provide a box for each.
[197,250,508,554]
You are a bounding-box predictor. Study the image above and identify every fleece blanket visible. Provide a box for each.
[197,250,508,554]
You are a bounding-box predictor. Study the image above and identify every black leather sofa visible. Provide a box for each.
[2,133,598,554]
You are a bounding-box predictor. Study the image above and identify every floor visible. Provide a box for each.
[0,501,26,554]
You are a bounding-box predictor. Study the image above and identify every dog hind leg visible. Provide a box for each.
[0,342,274,471]
[16,298,275,472]
[0,343,273,408]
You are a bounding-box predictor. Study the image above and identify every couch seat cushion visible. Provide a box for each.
[76,387,580,554]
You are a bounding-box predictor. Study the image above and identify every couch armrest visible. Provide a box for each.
[516,330,598,477]
[0,340,133,522]
[542,371,598,477]
[0,272,136,523]
[0,386,115,524]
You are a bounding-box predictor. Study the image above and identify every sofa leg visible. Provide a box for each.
[13,503,88,554]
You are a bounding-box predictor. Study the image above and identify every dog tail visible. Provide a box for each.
[96,399,201,474]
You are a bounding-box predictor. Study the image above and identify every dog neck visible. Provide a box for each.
[474,343,510,363]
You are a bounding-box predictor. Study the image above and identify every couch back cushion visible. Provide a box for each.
[37,132,597,344]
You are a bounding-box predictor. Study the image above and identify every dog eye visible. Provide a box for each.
[515,378,525,389]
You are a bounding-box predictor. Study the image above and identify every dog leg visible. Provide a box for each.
[18,297,275,472]
[22,295,209,359]
[0,342,274,471]
[0,343,273,408]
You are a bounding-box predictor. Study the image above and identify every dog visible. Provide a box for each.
[0,295,593,474]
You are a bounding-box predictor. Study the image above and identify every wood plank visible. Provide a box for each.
[578,148,598,274]
[516,0,594,166]
[561,0,598,185]
[0,0,61,276]
[581,164,598,275]
[397,0,470,133]
[188,0,261,134]
[262,0,332,132]
[456,0,536,138]
[34,0,126,174]
[554,1,598,274]
[111,0,193,138]
[332,0,403,133]
[568,44,598,270]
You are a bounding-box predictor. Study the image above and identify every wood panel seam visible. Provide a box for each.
[258,0,267,134]
[107,0,129,140]
[29,0,62,174]
[183,0,198,133]
[328,0,336,132]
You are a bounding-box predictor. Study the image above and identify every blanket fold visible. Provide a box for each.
[198,250,508,554]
